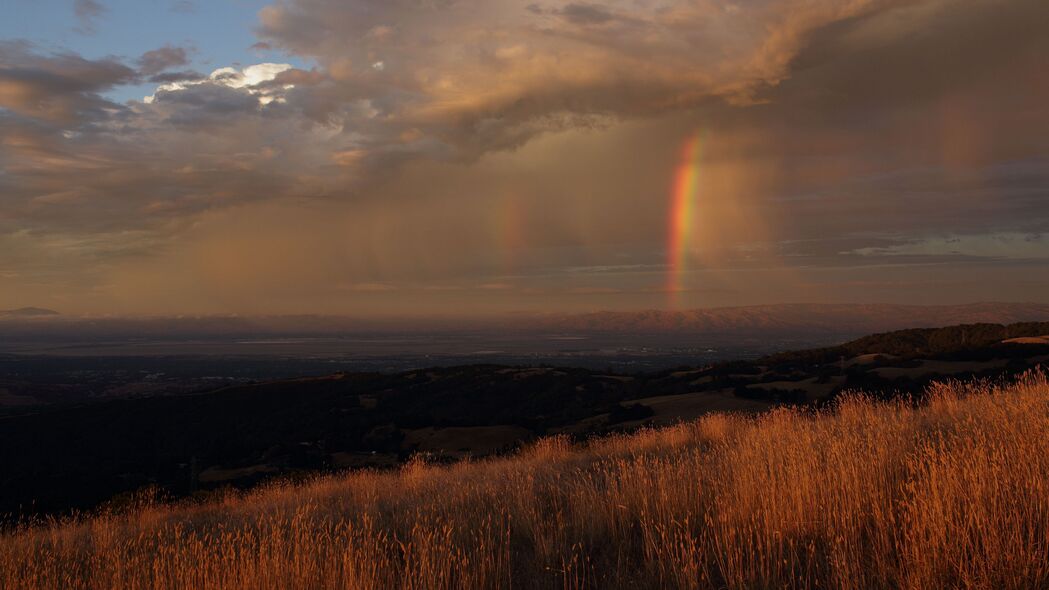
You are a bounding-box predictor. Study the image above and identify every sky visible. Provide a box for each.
[1,0,1048,316]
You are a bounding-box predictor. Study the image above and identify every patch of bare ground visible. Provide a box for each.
[746,375,846,400]
[402,425,534,457]
[623,389,771,425]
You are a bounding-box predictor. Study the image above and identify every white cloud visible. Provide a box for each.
[143,63,293,104]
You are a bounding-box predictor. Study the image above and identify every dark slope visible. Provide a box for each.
[2,321,1048,519]
[763,321,1049,365]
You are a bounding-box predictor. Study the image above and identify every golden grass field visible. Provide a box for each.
[2,372,1047,589]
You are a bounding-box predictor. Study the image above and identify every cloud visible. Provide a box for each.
[0,41,134,123]
[339,282,397,292]
[556,3,617,25]
[138,46,191,76]
[252,0,899,157]
[143,63,294,105]
[73,0,107,34]
[848,233,1049,261]
[3,0,1049,313]
[147,70,205,84]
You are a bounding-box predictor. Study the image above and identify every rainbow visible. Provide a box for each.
[666,133,704,308]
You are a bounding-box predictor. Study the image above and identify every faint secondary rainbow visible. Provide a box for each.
[497,193,524,274]
[666,133,704,308]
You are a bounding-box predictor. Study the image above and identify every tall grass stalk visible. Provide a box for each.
[3,372,1047,589]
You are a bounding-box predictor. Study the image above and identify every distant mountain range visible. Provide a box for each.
[2,302,1049,339]
[524,302,1049,335]
[0,307,59,318]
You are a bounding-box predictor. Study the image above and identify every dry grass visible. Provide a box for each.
[2,372,1048,589]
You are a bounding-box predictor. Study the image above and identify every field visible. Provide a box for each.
[2,372,1047,589]
[622,389,771,425]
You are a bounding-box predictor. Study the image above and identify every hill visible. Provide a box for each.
[2,320,1049,518]
[1,372,1046,589]
[763,321,1049,364]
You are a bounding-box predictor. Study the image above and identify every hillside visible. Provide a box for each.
[2,320,1048,518]
[2,372,1046,589]
[763,321,1049,364]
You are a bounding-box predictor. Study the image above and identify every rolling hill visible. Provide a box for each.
[2,371,1046,589]
[1,320,1048,518]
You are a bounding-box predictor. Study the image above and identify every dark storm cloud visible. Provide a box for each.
[708,0,1049,248]
[252,0,894,157]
